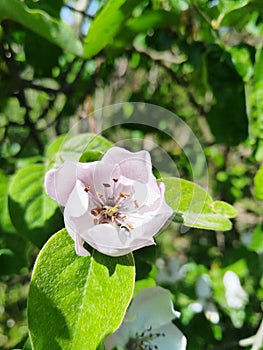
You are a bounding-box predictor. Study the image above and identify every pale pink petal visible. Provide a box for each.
[64,207,95,238]
[86,162,120,196]
[64,216,90,256]
[64,179,89,217]
[64,215,75,240]
[79,224,133,256]
[102,147,152,183]
[74,234,90,257]
[44,161,77,206]
[128,201,173,242]
[44,161,93,206]
[139,181,168,213]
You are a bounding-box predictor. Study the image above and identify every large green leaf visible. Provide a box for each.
[28,229,135,350]
[84,0,140,58]
[8,164,63,247]
[162,177,234,230]
[0,0,83,56]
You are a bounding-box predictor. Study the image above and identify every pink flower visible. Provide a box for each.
[44,147,173,257]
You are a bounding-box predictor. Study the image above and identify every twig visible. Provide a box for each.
[64,4,94,19]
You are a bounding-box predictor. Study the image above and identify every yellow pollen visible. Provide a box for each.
[100,204,119,217]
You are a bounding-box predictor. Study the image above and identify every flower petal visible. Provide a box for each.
[151,323,187,350]
[64,217,90,256]
[125,287,180,332]
[79,224,135,256]
[44,161,77,206]
[64,179,89,217]
[44,161,93,206]
[74,233,90,257]
[102,147,152,183]
[105,287,182,350]
[128,199,173,242]
[87,162,121,196]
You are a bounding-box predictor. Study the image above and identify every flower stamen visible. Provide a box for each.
[86,180,136,231]
[126,326,166,350]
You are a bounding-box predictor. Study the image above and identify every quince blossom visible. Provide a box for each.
[104,286,187,350]
[45,146,173,257]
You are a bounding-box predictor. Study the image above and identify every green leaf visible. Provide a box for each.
[8,164,63,247]
[79,149,104,163]
[23,338,33,350]
[0,0,83,56]
[162,177,234,231]
[125,9,180,33]
[28,229,135,350]
[249,225,263,253]
[45,133,113,168]
[211,201,238,218]
[84,0,140,58]
[0,170,16,234]
[218,0,249,15]
[254,165,263,200]
[228,46,253,82]
[0,171,29,275]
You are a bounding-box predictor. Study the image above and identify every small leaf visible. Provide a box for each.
[79,149,104,163]
[162,177,234,231]
[254,165,263,200]
[8,164,63,247]
[211,201,238,218]
[28,229,135,350]
[0,249,13,257]
[0,0,83,56]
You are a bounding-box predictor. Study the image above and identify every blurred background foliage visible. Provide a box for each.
[0,0,263,349]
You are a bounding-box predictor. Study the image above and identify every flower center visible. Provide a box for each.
[126,326,166,350]
[84,178,137,231]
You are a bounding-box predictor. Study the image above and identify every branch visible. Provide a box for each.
[64,4,94,19]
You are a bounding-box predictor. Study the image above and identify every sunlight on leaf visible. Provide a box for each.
[162,177,235,231]
[28,229,135,350]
